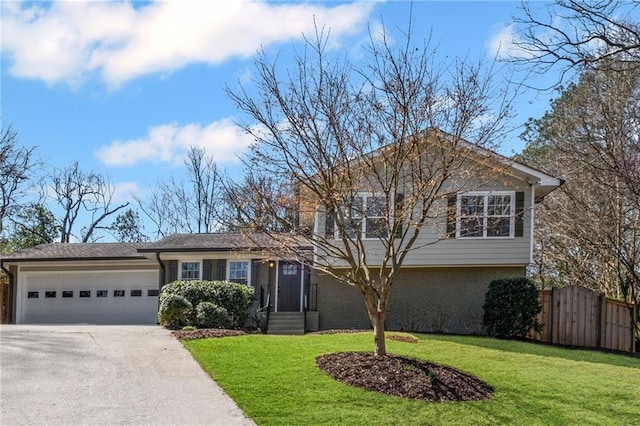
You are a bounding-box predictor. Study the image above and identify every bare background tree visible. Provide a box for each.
[227,24,516,356]
[512,0,640,85]
[222,171,298,233]
[517,62,640,337]
[0,124,38,235]
[49,162,129,243]
[136,146,222,238]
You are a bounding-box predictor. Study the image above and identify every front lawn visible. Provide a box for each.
[183,332,640,425]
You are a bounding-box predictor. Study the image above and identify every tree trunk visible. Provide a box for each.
[361,285,387,356]
[372,312,387,357]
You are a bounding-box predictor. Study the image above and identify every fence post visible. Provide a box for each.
[597,293,606,350]
[549,287,556,344]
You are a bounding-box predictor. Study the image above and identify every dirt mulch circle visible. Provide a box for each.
[172,328,246,340]
[388,334,419,343]
[316,352,493,403]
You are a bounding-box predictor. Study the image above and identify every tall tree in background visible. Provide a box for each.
[222,172,298,233]
[0,125,38,234]
[109,208,148,243]
[49,162,129,243]
[518,63,639,336]
[512,0,640,85]
[1,203,58,252]
[136,146,222,238]
[227,24,516,356]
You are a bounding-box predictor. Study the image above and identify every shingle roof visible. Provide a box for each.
[138,232,312,253]
[1,242,153,262]
[0,233,312,263]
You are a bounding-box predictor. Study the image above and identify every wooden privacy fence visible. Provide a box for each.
[527,286,636,353]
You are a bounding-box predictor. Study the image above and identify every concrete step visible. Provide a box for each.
[267,312,305,335]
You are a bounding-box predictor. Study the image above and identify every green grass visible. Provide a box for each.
[183,332,640,426]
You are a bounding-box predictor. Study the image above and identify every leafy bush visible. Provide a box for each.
[482,277,542,338]
[196,302,230,328]
[158,294,193,329]
[159,280,254,328]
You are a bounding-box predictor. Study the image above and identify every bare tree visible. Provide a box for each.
[136,146,222,238]
[49,162,129,243]
[227,24,516,356]
[512,0,640,85]
[222,171,298,233]
[0,125,38,234]
[518,62,640,337]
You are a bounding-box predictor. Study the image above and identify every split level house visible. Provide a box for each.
[0,133,562,334]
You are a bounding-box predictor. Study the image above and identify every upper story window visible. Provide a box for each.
[343,193,388,239]
[228,261,249,286]
[180,261,201,280]
[457,192,515,238]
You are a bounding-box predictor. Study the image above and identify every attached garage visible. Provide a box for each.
[18,270,159,324]
[1,243,160,325]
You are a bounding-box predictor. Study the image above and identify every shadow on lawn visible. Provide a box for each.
[411,333,640,369]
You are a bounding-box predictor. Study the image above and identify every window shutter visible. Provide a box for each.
[446,195,457,238]
[167,260,178,283]
[394,193,404,238]
[325,207,335,239]
[515,191,525,237]
[251,259,261,290]
[216,259,226,280]
[202,259,213,281]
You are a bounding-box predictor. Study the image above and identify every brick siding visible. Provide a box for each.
[315,266,524,334]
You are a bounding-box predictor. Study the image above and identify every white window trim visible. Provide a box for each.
[227,260,252,287]
[179,260,202,280]
[456,191,516,239]
[336,192,390,240]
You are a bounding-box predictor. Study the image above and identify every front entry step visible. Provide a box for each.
[267,312,305,335]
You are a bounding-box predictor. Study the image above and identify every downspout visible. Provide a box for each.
[530,183,536,266]
[1,261,15,324]
[155,252,165,320]
[155,252,166,289]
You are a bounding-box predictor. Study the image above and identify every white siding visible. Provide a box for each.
[315,179,533,267]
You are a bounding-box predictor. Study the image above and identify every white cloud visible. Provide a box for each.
[1,0,375,88]
[111,181,142,204]
[96,118,253,167]
[487,24,522,59]
[486,24,532,60]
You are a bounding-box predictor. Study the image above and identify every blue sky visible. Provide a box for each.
[1,1,553,216]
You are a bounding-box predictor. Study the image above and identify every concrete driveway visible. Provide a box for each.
[0,325,255,425]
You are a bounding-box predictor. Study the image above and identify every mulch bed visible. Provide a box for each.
[316,352,493,403]
[388,334,419,343]
[172,328,246,340]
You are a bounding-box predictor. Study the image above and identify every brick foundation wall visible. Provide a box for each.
[315,266,525,334]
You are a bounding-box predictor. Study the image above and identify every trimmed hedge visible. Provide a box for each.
[158,280,253,329]
[157,294,193,329]
[196,302,230,328]
[482,277,542,338]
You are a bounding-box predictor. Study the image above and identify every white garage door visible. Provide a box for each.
[19,270,159,324]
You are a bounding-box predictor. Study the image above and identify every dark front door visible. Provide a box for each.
[277,261,301,312]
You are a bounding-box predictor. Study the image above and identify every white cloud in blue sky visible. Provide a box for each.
[96,119,253,167]
[1,0,375,88]
[2,0,550,214]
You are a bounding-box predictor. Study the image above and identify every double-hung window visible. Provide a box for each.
[342,193,388,239]
[228,261,249,286]
[180,261,201,280]
[458,192,514,238]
